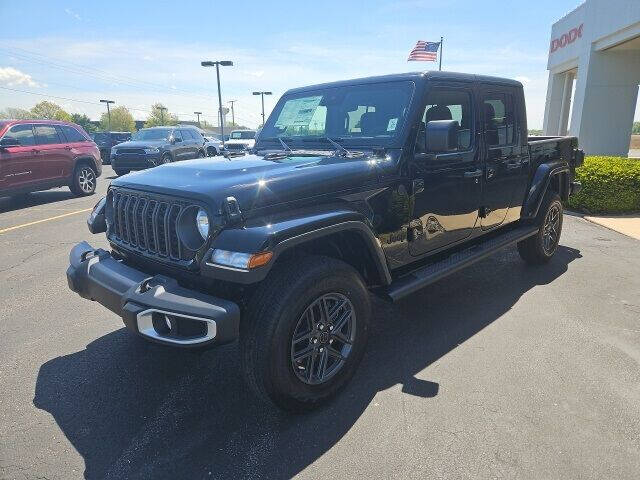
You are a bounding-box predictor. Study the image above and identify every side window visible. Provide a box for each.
[180,129,192,140]
[483,93,515,147]
[3,124,35,146]
[191,130,203,141]
[172,129,183,142]
[416,89,473,153]
[34,125,62,145]
[60,125,86,143]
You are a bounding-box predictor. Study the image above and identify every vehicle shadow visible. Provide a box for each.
[0,190,78,214]
[33,245,581,479]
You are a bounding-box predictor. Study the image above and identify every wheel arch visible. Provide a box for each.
[201,214,392,287]
[521,162,569,220]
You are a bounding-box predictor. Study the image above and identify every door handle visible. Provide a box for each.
[463,169,483,178]
[64,145,72,150]
[31,148,40,154]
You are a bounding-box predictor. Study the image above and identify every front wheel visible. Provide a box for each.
[240,256,370,411]
[518,192,563,264]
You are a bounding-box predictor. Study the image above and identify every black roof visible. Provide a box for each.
[286,71,522,94]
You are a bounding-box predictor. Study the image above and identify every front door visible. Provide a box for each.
[409,85,481,256]
[479,89,523,229]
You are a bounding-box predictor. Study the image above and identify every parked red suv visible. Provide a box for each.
[0,119,101,198]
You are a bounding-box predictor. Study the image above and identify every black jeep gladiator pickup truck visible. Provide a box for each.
[67,71,583,411]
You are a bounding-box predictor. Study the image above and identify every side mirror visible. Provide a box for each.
[0,137,20,147]
[425,120,459,153]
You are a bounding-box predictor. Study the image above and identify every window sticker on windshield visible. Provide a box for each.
[387,118,398,131]
[275,96,323,128]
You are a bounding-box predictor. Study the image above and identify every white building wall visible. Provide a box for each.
[543,0,640,156]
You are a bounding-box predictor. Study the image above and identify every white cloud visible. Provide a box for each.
[64,8,81,21]
[514,76,531,84]
[0,67,41,87]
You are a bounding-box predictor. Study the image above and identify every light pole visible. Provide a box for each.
[158,106,167,125]
[252,91,272,127]
[201,60,233,145]
[100,99,114,130]
[194,111,202,127]
[227,100,236,127]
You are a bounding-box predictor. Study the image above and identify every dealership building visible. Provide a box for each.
[543,0,640,156]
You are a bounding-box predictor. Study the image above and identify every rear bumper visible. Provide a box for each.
[66,241,240,347]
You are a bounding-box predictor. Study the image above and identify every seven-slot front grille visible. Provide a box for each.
[109,189,193,263]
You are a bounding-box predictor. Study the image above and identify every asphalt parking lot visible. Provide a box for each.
[1,166,639,479]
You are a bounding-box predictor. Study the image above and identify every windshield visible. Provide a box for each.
[230,131,255,139]
[260,80,414,145]
[93,132,109,142]
[132,128,171,141]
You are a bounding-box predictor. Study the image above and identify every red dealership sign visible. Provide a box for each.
[550,24,583,53]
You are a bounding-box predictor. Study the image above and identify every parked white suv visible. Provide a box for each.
[203,135,223,156]
[224,130,256,152]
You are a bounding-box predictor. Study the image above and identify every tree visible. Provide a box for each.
[0,107,32,119]
[633,122,640,135]
[71,113,97,133]
[99,106,135,132]
[144,103,178,127]
[30,101,72,122]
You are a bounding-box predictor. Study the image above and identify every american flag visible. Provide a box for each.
[407,41,440,61]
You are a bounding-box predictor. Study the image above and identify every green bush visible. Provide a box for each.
[567,156,640,213]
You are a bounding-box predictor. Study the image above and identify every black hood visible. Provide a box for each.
[111,153,388,213]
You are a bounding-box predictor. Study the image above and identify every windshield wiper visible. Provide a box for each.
[277,136,293,153]
[322,136,350,157]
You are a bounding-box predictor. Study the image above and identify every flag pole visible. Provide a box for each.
[439,36,443,71]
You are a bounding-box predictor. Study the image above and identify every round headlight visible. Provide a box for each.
[196,208,209,239]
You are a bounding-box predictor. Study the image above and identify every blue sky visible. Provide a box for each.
[0,0,619,129]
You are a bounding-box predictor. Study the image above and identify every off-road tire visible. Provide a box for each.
[69,164,96,197]
[240,255,371,411]
[518,192,563,264]
[114,168,129,176]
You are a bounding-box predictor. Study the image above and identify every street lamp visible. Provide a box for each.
[252,91,272,127]
[100,99,115,131]
[201,60,233,145]
[227,100,237,127]
[194,111,202,127]
[158,106,167,125]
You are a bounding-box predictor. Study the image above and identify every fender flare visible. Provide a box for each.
[73,156,100,175]
[521,162,569,219]
[200,212,392,286]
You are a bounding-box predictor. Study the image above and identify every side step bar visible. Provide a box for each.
[386,225,539,302]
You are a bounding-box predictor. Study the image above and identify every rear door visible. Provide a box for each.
[181,129,198,158]
[33,124,68,181]
[0,123,40,192]
[479,87,526,229]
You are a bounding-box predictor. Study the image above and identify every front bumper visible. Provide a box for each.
[111,153,159,170]
[66,241,240,347]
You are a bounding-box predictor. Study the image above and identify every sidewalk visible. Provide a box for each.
[584,214,640,240]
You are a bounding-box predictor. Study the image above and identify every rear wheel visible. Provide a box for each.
[161,153,172,164]
[240,256,370,411]
[518,192,563,264]
[70,164,96,196]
